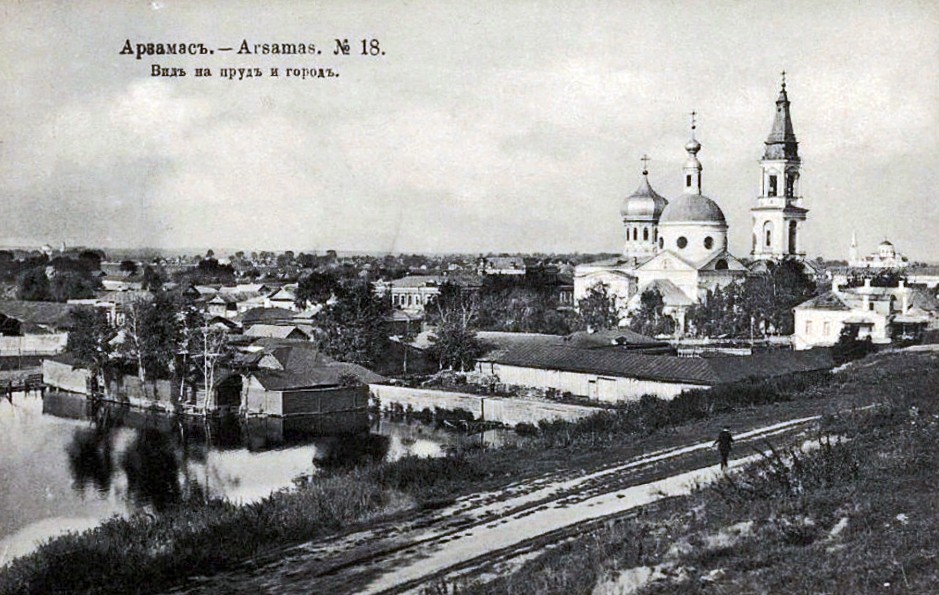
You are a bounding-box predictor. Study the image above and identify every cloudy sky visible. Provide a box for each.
[1,0,937,259]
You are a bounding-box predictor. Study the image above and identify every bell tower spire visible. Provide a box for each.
[751,72,808,260]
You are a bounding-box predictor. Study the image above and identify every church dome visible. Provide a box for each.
[620,174,668,219]
[659,193,726,225]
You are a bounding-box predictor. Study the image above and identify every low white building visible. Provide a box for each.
[793,279,938,350]
[476,343,834,403]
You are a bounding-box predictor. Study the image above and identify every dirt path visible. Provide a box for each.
[172,414,824,595]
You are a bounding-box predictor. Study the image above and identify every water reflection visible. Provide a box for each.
[66,426,115,494]
[121,428,184,512]
[0,391,514,560]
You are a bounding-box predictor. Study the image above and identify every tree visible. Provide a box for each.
[295,271,339,309]
[50,271,98,302]
[426,283,484,371]
[119,260,138,275]
[66,307,114,393]
[316,281,389,367]
[119,292,180,380]
[142,266,164,291]
[832,325,875,364]
[844,269,907,289]
[577,282,621,331]
[628,288,675,337]
[686,259,817,339]
[193,325,230,414]
[16,267,51,301]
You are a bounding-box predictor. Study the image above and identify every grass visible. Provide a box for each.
[447,350,939,594]
[0,351,924,594]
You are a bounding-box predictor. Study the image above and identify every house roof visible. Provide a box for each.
[909,288,939,312]
[97,290,154,305]
[482,256,526,270]
[219,284,268,294]
[237,307,297,326]
[794,290,851,311]
[208,291,261,304]
[247,342,385,390]
[482,343,833,386]
[390,274,483,289]
[245,324,309,339]
[639,279,696,307]
[0,300,79,330]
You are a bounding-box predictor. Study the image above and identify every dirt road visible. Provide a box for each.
[172,415,823,594]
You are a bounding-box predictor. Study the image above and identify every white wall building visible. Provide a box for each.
[793,279,938,350]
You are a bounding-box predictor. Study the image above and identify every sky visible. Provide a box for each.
[1,0,937,260]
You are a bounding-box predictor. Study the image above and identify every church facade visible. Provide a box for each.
[574,77,806,330]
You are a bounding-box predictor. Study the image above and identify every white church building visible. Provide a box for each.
[575,76,805,329]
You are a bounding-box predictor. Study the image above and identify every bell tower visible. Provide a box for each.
[751,72,808,260]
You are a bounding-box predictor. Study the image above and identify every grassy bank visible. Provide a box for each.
[448,350,939,594]
[0,352,912,595]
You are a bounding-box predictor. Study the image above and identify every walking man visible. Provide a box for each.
[715,427,734,470]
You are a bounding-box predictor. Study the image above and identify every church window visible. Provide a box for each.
[658,237,664,249]
[788,221,798,255]
[686,174,692,187]
[786,174,796,197]
[643,228,649,241]
[704,236,713,249]
[715,259,728,270]
[763,221,773,248]
[677,236,688,249]
[633,228,638,241]
[768,175,778,197]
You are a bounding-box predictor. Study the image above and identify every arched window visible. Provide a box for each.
[788,221,798,254]
[763,221,773,248]
[704,236,713,249]
[677,236,688,249]
[643,228,649,241]
[715,259,728,270]
[658,237,664,249]
[768,174,778,197]
[633,228,638,241]
[786,173,797,197]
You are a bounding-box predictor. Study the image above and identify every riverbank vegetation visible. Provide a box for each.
[0,350,931,594]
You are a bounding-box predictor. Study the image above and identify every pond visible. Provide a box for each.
[0,391,513,564]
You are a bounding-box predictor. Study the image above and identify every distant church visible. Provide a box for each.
[574,75,808,329]
[848,234,909,269]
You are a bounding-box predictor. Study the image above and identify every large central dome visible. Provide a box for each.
[659,194,726,225]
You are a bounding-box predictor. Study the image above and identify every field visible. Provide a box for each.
[451,349,939,594]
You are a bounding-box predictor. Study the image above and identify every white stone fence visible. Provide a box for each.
[368,383,600,427]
